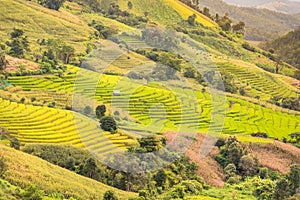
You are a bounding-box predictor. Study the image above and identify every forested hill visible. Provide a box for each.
[261,28,300,69]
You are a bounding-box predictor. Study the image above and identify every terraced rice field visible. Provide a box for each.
[0,98,135,155]
[218,62,300,100]
[5,66,300,141]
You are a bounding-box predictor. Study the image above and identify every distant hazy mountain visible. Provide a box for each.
[223,0,300,14]
[199,0,300,41]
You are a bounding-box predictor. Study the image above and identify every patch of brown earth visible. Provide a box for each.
[249,141,300,174]
[163,132,224,187]
[5,55,39,73]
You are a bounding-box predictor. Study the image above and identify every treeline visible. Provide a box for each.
[21,136,204,199]
[180,0,245,34]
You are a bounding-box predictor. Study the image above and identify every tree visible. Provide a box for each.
[60,45,74,64]
[288,165,300,195]
[103,190,118,200]
[238,155,258,177]
[224,163,237,181]
[100,116,117,133]
[127,1,133,10]
[96,105,106,119]
[203,7,210,18]
[80,158,98,179]
[274,178,290,200]
[6,29,29,58]
[0,50,7,71]
[218,14,232,32]
[226,141,245,166]
[232,21,245,35]
[154,169,167,188]
[0,156,6,178]
[39,0,66,11]
[10,137,20,150]
[10,29,24,38]
[188,14,197,26]
[138,135,163,152]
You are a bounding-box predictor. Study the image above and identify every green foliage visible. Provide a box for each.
[188,14,197,26]
[6,29,30,58]
[22,144,92,169]
[224,163,237,181]
[79,157,99,179]
[92,22,119,39]
[154,169,167,188]
[287,165,300,195]
[242,43,257,52]
[38,0,66,11]
[103,190,118,200]
[0,157,6,178]
[43,39,75,65]
[217,14,232,32]
[10,137,20,150]
[226,141,246,166]
[100,116,117,133]
[238,155,258,178]
[232,21,245,35]
[137,135,163,152]
[274,178,290,200]
[96,105,106,119]
[0,50,7,71]
[258,167,269,179]
[253,177,275,200]
[163,180,203,199]
[21,185,44,200]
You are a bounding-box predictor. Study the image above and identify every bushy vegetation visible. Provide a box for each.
[22,137,202,198]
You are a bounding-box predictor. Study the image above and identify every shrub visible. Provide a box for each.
[10,137,20,150]
[103,190,118,200]
[238,155,258,178]
[251,132,268,138]
[215,138,225,147]
[96,105,106,119]
[242,43,257,52]
[21,185,45,200]
[100,116,117,133]
[0,156,6,178]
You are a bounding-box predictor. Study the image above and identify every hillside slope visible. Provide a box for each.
[0,0,93,52]
[0,144,137,200]
[261,28,300,69]
[199,0,300,40]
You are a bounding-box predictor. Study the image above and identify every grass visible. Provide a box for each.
[0,144,137,199]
